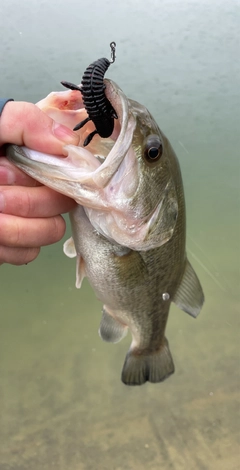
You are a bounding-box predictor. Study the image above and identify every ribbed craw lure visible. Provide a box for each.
[61,42,117,146]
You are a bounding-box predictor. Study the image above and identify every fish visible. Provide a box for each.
[7,78,204,385]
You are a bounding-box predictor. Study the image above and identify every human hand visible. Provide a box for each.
[0,101,79,265]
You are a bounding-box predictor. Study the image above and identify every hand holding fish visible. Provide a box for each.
[0,101,79,265]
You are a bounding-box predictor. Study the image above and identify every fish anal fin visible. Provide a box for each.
[121,337,174,386]
[99,307,128,344]
[63,237,77,258]
[173,258,204,318]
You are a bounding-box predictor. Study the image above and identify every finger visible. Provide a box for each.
[0,213,66,247]
[0,101,79,153]
[0,246,40,266]
[0,157,41,186]
[0,185,76,217]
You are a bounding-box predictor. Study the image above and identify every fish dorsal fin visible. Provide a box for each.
[63,237,77,258]
[173,258,204,318]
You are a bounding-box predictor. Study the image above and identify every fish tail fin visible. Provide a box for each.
[121,338,174,386]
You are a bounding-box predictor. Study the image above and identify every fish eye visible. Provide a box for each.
[144,135,163,163]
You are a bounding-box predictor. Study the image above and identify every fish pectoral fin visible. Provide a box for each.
[121,337,174,386]
[75,254,86,289]
[63,238,85,288]
[99,307,128,343]
[63,237,77,258]
[173,258,204,318]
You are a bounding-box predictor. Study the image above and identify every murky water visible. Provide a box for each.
[0,0,239,468]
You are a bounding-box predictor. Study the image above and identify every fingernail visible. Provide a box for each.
[0,192,5,212]
[53,122,79,144]
[0,166,15,184]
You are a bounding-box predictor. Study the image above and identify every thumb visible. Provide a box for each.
[0,101,79,154]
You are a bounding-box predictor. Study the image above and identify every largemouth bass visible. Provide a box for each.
[7,79,204,385]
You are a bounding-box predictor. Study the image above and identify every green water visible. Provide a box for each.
[0,0,239,468]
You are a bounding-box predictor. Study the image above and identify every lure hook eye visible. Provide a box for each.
[110,42,116,63]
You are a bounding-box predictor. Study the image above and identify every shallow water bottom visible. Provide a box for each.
[0,239,239,470]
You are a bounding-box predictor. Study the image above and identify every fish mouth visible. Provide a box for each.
[7,79,136,206]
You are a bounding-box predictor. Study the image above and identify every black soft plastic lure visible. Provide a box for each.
[61,42,117,147]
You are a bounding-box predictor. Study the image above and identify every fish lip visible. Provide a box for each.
[90,79,136,188]
[6,79,134,185]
